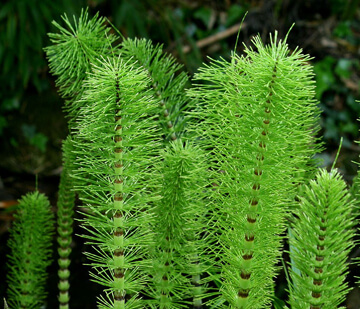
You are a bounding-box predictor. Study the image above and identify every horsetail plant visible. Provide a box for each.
[146,140,209,308]
[187,31,322,308]
[4,9,360,309]
[288,168,356,308]
[6,192,55,309]
[119,38,189,142]
[72,55,162,308]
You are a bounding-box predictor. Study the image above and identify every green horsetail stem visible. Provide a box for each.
[289,169,356,308]
[146,140,209,308]
[6,192,55,309]
[72,55,161,309]
[187,31,322,308]
[120,38,189,142]
[57,136,76,309]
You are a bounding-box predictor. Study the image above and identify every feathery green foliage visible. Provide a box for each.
[44,8,117,126]
[6,192,55,309]
[147,140,209,308]
[120,38,189,142]
[57,136,76,309]
[288,169,356,308]
[187,32,322,308]
[72,55,161,308]
[4,8,359,309]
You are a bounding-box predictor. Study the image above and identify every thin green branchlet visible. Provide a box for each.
[6,192,55,309]
[187,31,322,308]
[120,38,189,142]
[57,136,76,309]
[288,169,356,309]
[72,55,161,309]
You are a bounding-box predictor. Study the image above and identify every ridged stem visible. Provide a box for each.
[113,76,126,308]
[154,85,177,141]
[57,137,76,309]
[120,39,188,142]
[235,62,277,307]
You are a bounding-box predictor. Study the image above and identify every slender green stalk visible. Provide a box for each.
[288,169,356,308]
[57,136,76,309]
[6,192,55,309]
[187,31,321,308]
[72,55,161,309]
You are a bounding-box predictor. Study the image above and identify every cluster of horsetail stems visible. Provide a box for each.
[4,9,358,309]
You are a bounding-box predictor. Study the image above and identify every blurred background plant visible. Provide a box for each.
[0,0,359,307]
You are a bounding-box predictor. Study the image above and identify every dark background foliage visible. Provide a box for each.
[0,0,359,308]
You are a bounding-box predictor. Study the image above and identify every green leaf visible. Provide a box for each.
[21,123,36,140]
[272,296,286,309]
[3,298,9,309]
[120,38,189,142]
[333,21,353,39]
[21,124,48,152]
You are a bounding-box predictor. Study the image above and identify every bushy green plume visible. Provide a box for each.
[288,169,356,308]
[6,192,55,309]
[120,38,189,142]
[72,55,161,309]
[57,136,76,309]
[44,8,117,126]
[187,31,322,308]
[146,140,209,308]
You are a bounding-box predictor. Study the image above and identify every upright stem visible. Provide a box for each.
[57,137,75,309]
[113,76,126,308]
[235,62,277,307]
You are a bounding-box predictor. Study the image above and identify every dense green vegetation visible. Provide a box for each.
[0,1,359,308]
